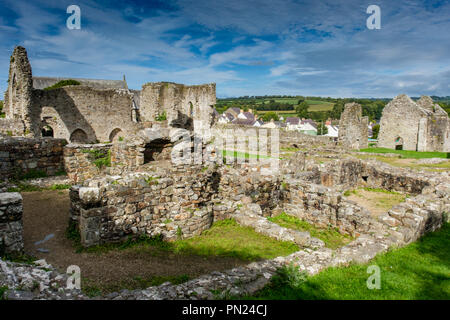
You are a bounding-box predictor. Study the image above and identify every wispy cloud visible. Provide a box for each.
[0,0,449,98]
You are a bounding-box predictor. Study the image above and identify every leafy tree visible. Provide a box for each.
[0,100,4,118]
[316,121,328,135]
[262,112,279,122]
[295,101,309,119]
[371,124,380,139]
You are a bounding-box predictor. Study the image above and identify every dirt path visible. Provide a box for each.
[22,190,248,293]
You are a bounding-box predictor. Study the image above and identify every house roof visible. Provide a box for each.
[32,76,128,90]
[301,119,317,129]
[242,112,255,121]
[225,107,241,116]
[231,118,255,126]
[286,117,300,125]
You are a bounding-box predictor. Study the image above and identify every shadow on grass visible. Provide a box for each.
[245,223,450,300]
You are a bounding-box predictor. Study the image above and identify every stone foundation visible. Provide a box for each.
[0,192,23,254]
[0,136,66,180]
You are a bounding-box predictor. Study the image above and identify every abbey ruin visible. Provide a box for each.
[0,46,449,300]
[378,94,450,152]
[1,46,217,143]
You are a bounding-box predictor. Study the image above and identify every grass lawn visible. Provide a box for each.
[268,212,354,249]
[344,188,407,216]
[355,154,450,172]
[172,219,299,260]
[246,223,450,300]
[69,219,300,296]
[75,219,299,261]
[359,147,449,159]
[221,149,274,160]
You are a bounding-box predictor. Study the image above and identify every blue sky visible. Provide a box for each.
[0,0,449,99]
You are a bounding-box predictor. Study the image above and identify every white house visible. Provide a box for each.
[285,117,301,131]
[325,124,339,137]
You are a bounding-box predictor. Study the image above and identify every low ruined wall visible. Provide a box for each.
[0,118,25,137]
[297,156,432,194]
[282,181,374,236]
[63,143,112,183]
[0,136,65,180]
[212,165,283,220]
[0,192,24,254]
[70,165,220,246]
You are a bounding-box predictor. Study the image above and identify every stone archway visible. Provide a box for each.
[143,138,173,163]
[109,128,123,143]
[70,129,89,144]
[395,136,404,150]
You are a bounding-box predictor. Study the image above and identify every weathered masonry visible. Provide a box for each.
[1,46,217,143]
[338,102,368,149]
[378,94,450,152]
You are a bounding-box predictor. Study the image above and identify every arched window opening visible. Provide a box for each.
[41,125,54,137]
[143,138,173,163]
[109,128,123,143]
[70,129,89,144]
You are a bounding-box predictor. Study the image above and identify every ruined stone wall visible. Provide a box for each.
[3,47,33,136]
[0,119,25,137]
[0,192,23,254]
[282,181,374,237]
[212,166,283,220]
[0,137,65,180]
[338,102,368,149]
[70,166,220,246]
[306,157,431,194]
[420,115,450,152]
[63,143,112,184]
[30,87,136,143]
[140,82,216,130]
[377,94,450,151]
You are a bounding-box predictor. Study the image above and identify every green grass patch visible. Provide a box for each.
[0,286,8,300]
[44,79,81,90]
[82,149,111,169]
[7,183,72,193]
[268,212,353,249]
[246,223,450,300]
[68,219,299,260]
[359,147,449,159]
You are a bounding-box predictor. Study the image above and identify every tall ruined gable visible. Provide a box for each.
[3,46,33,135]
[338,102,368,149]
[378,94,425,151]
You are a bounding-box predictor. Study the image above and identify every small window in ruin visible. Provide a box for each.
[395,137,404,150]
[362,176,368,182]
[143,138,173,163]
[41,125,54,137]
[70,129,89,144]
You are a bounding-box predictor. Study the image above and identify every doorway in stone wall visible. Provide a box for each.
[395,137,404,150]
[41,125,54,137]
[143,138,173,163]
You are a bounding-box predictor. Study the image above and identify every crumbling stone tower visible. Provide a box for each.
[3,46,34,136]
[338,102,368,149]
